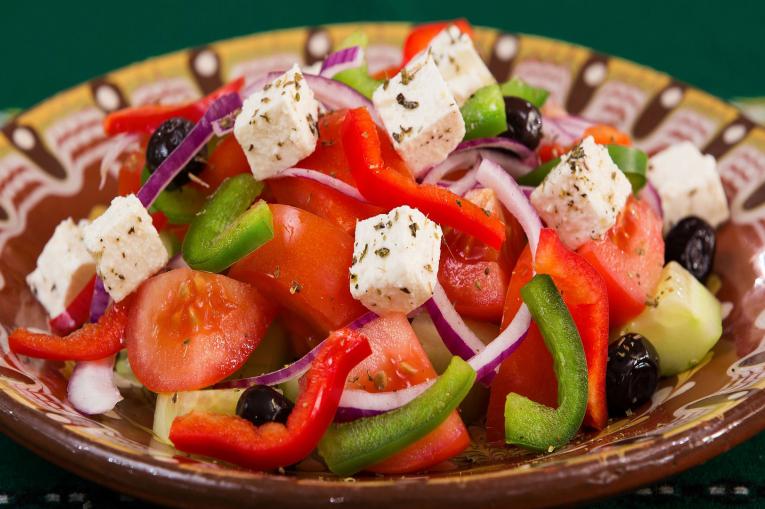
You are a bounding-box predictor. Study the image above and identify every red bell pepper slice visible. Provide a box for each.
[103,77,245,136]
[169,328,372,471]
[402,19,474,65]
[341,108,506,250]
[10,300,130,361]
[486,228,609,440]
[47,276,96,336]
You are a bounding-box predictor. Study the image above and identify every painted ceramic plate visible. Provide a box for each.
[1,22,764,509]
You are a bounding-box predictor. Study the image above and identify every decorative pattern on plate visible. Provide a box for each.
[0,22,764,509]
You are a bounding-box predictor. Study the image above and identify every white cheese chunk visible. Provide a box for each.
[530,136,632,250]
[648,141,730,231]
[372,55,465,176]
[26,218,96,317]
[424,25,497,106]
[234,64,320,180]
[350,206,442,315]
[83,194,169,302]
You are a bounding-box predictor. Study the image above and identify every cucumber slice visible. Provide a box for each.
[620,261,723,376]
[226,322,291,380]
[153,388,243,444]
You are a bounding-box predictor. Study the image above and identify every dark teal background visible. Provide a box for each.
[1,0,764,507]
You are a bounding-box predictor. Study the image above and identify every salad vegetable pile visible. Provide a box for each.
[13,20,729,474]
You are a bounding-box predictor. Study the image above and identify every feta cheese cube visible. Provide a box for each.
[234,64,320,180]
[648,141,730,231]
[424,25,497,106]
[26,218,96,317]
[530,136,632,250]
[372,55,466,175]
[350,206,442,314]
[83,194,169,302]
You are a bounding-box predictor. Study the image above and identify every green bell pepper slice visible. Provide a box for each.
[500,77,550,108]
[461,84,508,140]
[318,356,476,476]
[140,166,206,224]
[517,145,648,192]
[182,174,274,273]
[504,274,588,451]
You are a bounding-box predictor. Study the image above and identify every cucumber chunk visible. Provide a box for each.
[620,261,722,376]
[153,388,243,444]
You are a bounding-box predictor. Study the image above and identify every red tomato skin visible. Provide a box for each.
[402,19,474,64]
[229,204,366,334]
[486,228,610,441]
[268,177,382,236]
[347,314,470,473]
[125,269,275,392]
[197,134,249,191]
[578,196,664,327]
[437,254,509,322]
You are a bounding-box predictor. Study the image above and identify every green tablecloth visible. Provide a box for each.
[2,1,764,507]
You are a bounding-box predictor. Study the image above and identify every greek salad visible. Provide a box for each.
[13,20,729,474]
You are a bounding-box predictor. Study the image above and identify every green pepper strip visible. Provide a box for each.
[517,145,648,192]
[461,84,508,140]
[504,274,588,451]
[332,31,383,100]
[500,77,550,108]
[182,174,274,273]
[140,166,206,224]
[318,356,476,476]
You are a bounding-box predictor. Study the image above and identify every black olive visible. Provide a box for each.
[664,216,716,282]
[145,117,206,190]
[499,96,543,150]
[236,385,293,426]
[606,333,660,417]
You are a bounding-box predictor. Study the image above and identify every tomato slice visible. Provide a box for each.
[578,196,664,327]
[197,134,249,191]
[125,268,275,392]
[268,178,382,236]
[486,228,610,441]
[402,19,474,65]
[229,204,366,334]
[347,314,470,473]
[437,189,525,322]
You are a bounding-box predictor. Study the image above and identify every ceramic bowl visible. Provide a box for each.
[1,22,764,508]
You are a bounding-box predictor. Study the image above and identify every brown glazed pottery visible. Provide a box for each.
[0,22,764,508]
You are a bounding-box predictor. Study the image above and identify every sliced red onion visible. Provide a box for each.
[136,93,242,208]
[476,158,542,262]
[424,284,485,360]
[67,356,123,415]
[335,380,435,422]
[448,167,479,196]
[212,311,377,389]
[99,133,140,189]
[243,72,382,127]
[467,304,532,382]
[421,150,480,184]
[456,137,534,162]
[89,277,111,323]
[521,185,534,199]
[320,46,365,78]
[480,149,537,178]
[542,114,594,146]
[639,181,664,219]
[272,168,369,203]
[165,253,190,271]
[211,108,240,137]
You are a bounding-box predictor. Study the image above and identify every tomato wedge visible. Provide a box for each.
[348,314,470,473]
[125,268,275,392]
[229,204,366,334]
[196,134,250,192]
[486,228,609,441]
[578,196,664,327]
[402,19,474,65]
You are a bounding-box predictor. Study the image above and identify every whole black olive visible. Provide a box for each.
[145,117,206,190]
[664,216,716,282]
[499,96,543,150]
[236,385,293,426]
[606,333,660,417]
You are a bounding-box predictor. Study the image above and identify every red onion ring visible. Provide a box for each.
[271,168,370,203]
[67,355,123,415]
[639,181,664,220]
[335,380,435,422]
[320,46,365,78]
